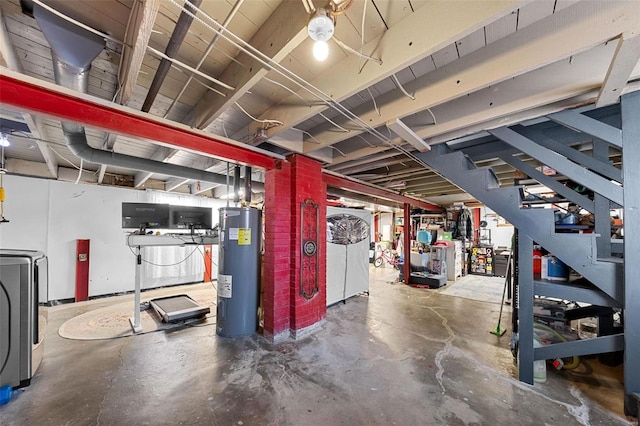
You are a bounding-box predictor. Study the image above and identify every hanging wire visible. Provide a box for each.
[318,113,350,133]
[48,147,83,170]
[74,159,84,184]
[329,145,348,157]
[234,102,283,127]
[426,108,437,125]
[391,74,415,100]
[163,0,245,118]
[291,128,321,144]
[35,0,427,174]
[355,133,378,148]
[333,37,382,65]
[366,87,381,116]
[359,0,368,72]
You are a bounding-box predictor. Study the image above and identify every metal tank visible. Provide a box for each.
[216,207,261,337]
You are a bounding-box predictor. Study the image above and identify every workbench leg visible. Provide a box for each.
[129,246,143,333]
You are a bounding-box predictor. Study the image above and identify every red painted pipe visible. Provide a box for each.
[203,245,213,282]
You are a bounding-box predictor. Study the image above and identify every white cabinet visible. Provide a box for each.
[432,241,462,281]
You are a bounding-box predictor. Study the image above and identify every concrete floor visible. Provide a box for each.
[1,267,632,425]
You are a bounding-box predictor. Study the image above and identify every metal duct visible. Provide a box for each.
[244,166,251,203]
[233,165,241,203]
[33,3,236,187]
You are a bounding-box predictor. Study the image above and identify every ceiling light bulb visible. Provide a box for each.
[0,134,9,147]
[308,8,334,42]
[313,40,329,61]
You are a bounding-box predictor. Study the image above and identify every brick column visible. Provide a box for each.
[263,160,292,339]
[288,154,327,336]
[263,155,327,339]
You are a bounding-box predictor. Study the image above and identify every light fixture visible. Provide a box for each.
[313,40,329,61]
[308,7,334,62]
[308,8,334,42]
[0,134,9,147]
[386,118,431,152]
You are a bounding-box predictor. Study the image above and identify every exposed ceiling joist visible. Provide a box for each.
[329,144,395,166]
[328,149,406,172]
[0,6,57,178]
[193,1,309,129]
[165,176,190,192]
[251,0,527,141]
[596,31,640,108]
[118,0,160,106]
[323,171,442,212]
[304,0,640,152]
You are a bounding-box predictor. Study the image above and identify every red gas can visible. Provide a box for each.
[533,249,542,274]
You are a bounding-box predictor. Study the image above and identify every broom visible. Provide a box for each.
[490,247,512,336]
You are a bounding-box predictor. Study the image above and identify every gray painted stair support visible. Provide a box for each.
[414,151,622,303]
[419,91,638,413]
[499,154,595,213]
[518,234,534,385]
[622,90,640,417]
[593,140,613,258]
[513,125,623,183]
[489,127,624,206]
[548,110,623,148]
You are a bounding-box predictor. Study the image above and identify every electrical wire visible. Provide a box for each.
[333,37,382,65]
[366,87,381,117]
[74,159,84,184]
[36,0,428,177]
[234,102,283,127]
[167,0,400,147]
[392,74,415,100]
[48,147,83,170]
[426,108,437,125]
[126,233,202,266]
[291,128,321,144]
[318,112,350,133]
[359,0,368,72]
[163,0,245,118]
[331,0,356,15]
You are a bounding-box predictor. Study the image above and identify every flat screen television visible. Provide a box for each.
[122,203,170,229]
[169,206,213,230]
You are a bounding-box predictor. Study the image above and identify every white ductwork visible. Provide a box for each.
[33,3,236,188]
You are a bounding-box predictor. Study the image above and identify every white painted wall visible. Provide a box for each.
[379,212,394,242]
[0,175,226,301]
[478,206,514,249]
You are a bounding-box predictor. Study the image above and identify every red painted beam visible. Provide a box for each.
[0,73,277,170]
[403,203,411,285]
[322,172,443,212]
